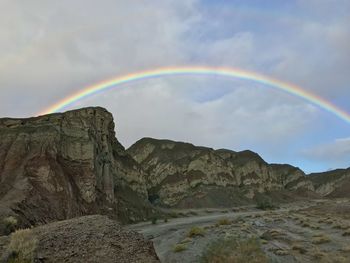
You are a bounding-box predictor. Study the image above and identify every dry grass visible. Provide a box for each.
[201,237,269,263]
[341,245,350,252]
[292,243,308,254]
[240,223,250,231]
[273,249,289,256]
[342,229,350,236]
[217,218,231,226]
[1,216,18,235]
[173,243,187,253]
[311,248,348,263]
[332,221,349,230]
[312,235,331,244]
[179,237,192,244]
[6,229,38,263]
[187,226,205,238]
[260,229,284,241]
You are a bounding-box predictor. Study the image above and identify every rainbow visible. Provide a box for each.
[39,66,350,123]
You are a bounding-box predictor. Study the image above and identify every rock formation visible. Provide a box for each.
[127,138,315,207]
[0,106,348,224]
[309,168,350,197]
[0,107,151,227]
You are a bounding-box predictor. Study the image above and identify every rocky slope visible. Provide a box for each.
[0,215,160,263]
[309,168,350,197]
[127,138,315,207]
[0,107,152,228]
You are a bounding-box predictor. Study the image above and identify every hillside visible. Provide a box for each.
[309,168,350,197]
[127,138,316,208]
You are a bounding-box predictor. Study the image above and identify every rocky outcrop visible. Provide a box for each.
[1,106,348,225]
[0,107,150,227]
[0,215,160,263]
[309,168,350,197]
[127,138,314,207]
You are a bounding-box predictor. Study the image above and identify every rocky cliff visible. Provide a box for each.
[127,138,315,207]
[1,106,348,225]
[0,107,151,227]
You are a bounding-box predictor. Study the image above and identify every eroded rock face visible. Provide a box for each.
[0,107,148,226]
[127,138,314,207]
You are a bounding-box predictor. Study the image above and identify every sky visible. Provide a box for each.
[0,0,349,173]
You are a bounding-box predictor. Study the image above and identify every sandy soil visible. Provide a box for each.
[128,199,350,263]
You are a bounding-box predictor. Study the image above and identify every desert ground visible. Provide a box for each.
[129,199,350,263]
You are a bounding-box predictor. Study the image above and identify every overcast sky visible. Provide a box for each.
[0,0,349,173]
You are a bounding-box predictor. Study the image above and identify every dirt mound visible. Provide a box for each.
[1,215,159,263]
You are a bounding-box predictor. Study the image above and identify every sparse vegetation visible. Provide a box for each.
[168,212,179,218]
[188,210,198,216]
[173,243,187,253]
[273,249,289,256]
[342,229,350,236]
[256,198,276,210]
[151,217,157,225]
[333,222,348,230]
[260,229,284,240]
[292,243,307,254]
[217,218,231,226]
[312,235,331,244]
[179,237,192,244]
[201,237,268,263]
[6,229,38,263]
[341,245,350,252]
[0,216,18,235]
[187,226,205,238]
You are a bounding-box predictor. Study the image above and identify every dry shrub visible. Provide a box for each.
[173,243,187,253]
[292,243,308,254]
[6,229,37,263]
[201,237,268,263]
[1,216,18,235]
[187,226,205,238]
[342,229,350,236]
[217,218,231,226]
[312,235,331,244]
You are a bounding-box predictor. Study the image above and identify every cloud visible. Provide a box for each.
[0,0,200,116]
[303,137,350,167]
[0,0,349,172]
[68,77,319,154]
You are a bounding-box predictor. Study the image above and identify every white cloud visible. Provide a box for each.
[303,137,350,166]
[0,0,349,172]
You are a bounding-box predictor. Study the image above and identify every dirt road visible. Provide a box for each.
[126,200,350,262]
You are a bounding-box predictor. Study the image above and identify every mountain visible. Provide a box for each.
[0,107,154,229]
[127,138,316,208]
[309,168,350,197]
[0,106,348,225]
